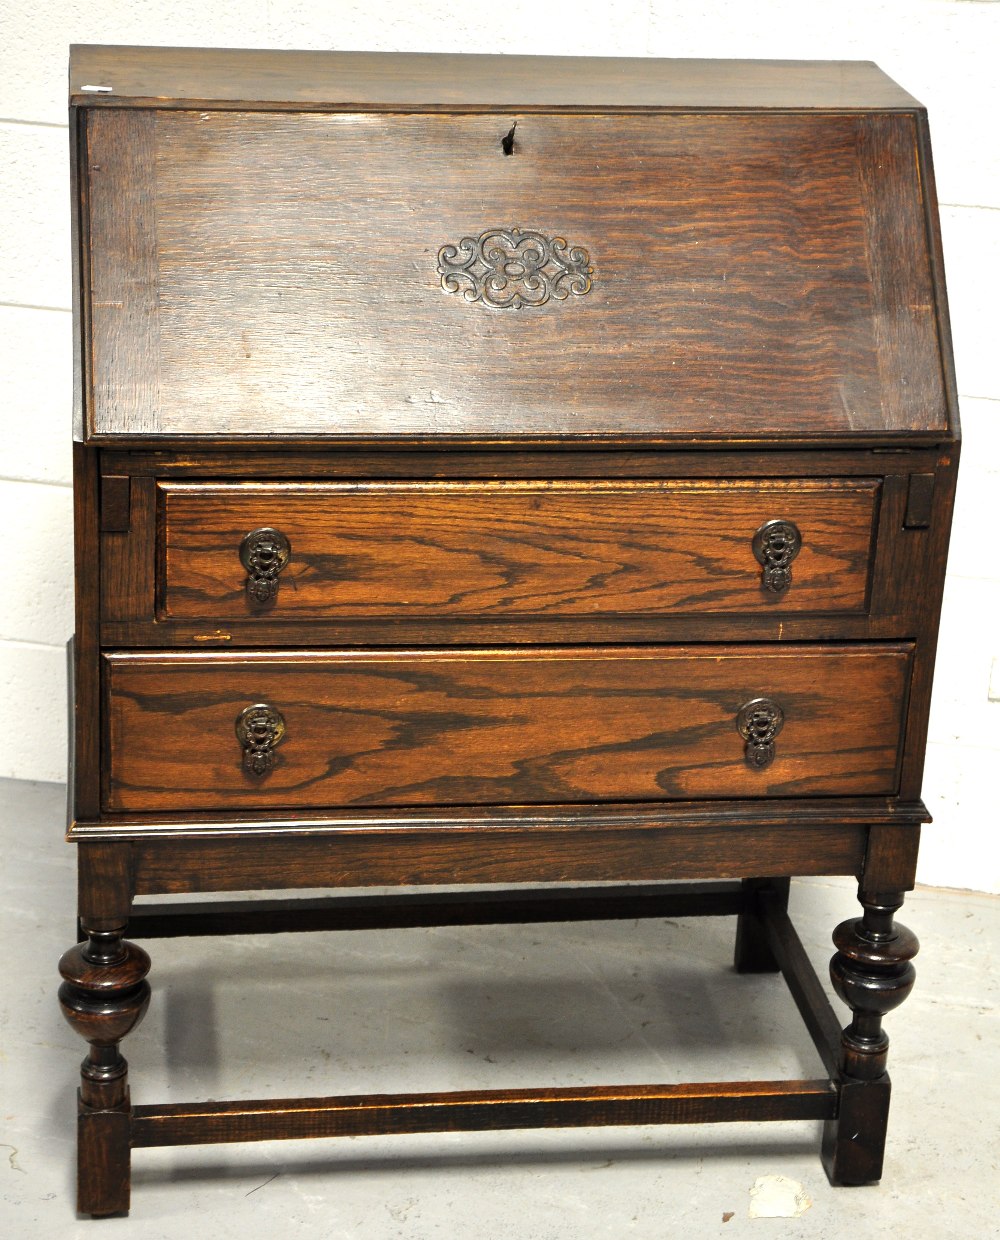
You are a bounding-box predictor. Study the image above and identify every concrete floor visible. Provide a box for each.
[2,777,998,1238]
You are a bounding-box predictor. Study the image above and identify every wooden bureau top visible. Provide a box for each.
[72,49,954,445]
[69,47,922,113]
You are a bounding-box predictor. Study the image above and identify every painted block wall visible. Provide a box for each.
[2,2,997,891]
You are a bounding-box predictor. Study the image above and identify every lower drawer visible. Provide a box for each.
[103,645,911,812]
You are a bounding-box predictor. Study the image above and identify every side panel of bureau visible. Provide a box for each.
[102,645,912,811]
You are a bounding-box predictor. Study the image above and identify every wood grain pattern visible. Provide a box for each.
[856,114,943,435]
[158,479,879,620]
[83,109,945,441]
[69,108,88,442]
[130,1080,838,1148]
[101,445,945,479]
[77,1105,130,1217]
[71,445,102,819]
[128,820,869,891]
[69,47,922,112]
[76,842,134,929]
[86,110,160,435]
[823,1075,892,1186]
[70,796,932,839]
[862,823,921,893]
[896,447,961,801]
[103,645,911,811]
[98,615,924,652]
[101,474,156,628]
[914,111,961,440]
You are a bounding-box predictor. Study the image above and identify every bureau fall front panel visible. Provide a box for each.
[82,108,942,441]
[102,645,911,811]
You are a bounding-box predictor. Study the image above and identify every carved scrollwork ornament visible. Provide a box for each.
[239,527,291,603]
[437,227,594,310]
[752,519,802,593]
[235,703,286,776]
[737,698,784,770]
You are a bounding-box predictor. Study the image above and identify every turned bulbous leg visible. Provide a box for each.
[829,893,918,1081]
[822,889,918,1186]
[58,928,150,1216]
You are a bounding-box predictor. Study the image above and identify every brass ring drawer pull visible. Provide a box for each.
[752,519,802,593]
[737,698,784,770]
[235,703,286,776]
[240,527,291,603]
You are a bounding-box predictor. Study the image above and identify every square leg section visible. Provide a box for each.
[822,1075,892,1186]
[734,877,791,973]
[77,1098,132,1217]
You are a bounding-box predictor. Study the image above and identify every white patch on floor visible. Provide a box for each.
[748,1174,813,1218]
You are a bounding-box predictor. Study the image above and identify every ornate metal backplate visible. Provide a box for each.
[736,698,784,770]
[239,527,291,604]
[752,519,802,594]
[235,703,286,776]
[437,228,594,310]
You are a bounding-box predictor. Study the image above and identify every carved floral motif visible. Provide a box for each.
[437,228,594,310]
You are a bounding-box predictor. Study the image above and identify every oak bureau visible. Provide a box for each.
[60,46,959,1215]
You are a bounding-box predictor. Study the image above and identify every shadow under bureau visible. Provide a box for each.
[60,46,959,1216]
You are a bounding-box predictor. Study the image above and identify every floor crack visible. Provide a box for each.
[1,1144,26,1173]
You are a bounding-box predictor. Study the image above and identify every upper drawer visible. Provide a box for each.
[158,478,878,620]
[81,108,947,442]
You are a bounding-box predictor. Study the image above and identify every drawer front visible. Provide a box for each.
[159,479,878,620]
[104,645,910,811]
[84,108,943,440]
